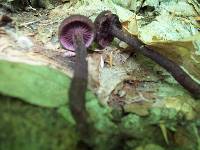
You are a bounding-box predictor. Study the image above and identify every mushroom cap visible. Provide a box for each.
[59,15,95,51]
[94,11,122,48]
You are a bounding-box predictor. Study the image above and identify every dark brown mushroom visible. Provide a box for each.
[58,15,95,141]
[94,10,122,48]
[94,11,200,98]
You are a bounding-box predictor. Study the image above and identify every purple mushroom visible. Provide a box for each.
[94,11,200,98]
[59,15,95,51]
[59,15,95,141]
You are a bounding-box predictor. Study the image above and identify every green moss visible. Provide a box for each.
[0,60,70,107]
[0,96,78,150]
[0,60,200,150]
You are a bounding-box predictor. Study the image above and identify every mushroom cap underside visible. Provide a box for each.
[59,15,95,51]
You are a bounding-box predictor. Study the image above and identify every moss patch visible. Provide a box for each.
[0,96,78,150]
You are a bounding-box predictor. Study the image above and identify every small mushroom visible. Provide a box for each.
[59,15,95,51]
[58,15,95,141]
[94,11,200,98]
[94,10,122,48]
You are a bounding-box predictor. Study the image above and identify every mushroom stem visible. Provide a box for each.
[69,32,89,135]
[59,15,95,147]
[110,24,200,98]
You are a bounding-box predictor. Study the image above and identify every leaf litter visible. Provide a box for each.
[0,0,200,113]
[1,2,200,148]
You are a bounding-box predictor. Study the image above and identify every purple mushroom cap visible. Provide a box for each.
[59,15,95,51]
[94,11,122,48]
